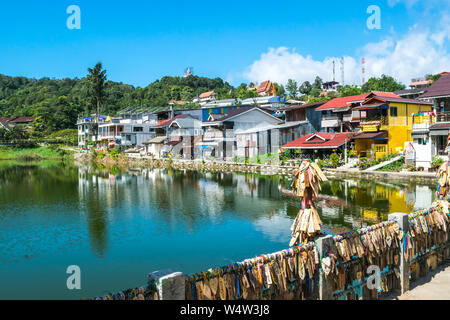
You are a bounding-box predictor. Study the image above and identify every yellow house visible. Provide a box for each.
[352,96,433,160]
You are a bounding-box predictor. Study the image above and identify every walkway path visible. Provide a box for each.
[383,262,450,300]
[336,158,359,171]
[364,155,403,172]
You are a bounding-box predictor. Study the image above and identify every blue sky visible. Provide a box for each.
[0,0,449,87]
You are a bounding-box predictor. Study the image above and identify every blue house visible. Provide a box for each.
[278,101,325,145]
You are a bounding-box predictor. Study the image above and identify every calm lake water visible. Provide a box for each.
[0,161,436,299]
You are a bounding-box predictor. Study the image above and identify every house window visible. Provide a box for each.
[437,135,447,155]
[390,107,398,117]
[133,127,143,132]
[414,138,426,145]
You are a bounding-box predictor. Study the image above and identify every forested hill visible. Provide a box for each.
[0,74,243,133]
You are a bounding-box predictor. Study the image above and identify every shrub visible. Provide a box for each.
[348,149,357,158]
[110,148,119,159]
[330,153,340,167]
[431,155,444,169]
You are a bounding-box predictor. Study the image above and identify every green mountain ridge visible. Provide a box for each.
[0,73,248,133]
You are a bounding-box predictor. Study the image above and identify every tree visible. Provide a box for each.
[87,62,107,116]
[338,85,362,97]
[310,88,322,98]
[313,76,323,90]
[273,82,285,97]
[361,74,405,93]
[299,81,312,95]
[286,79,299,99]
[87,62,107,142]
[427,73,442,83]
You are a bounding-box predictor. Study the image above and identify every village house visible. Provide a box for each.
[411,73,450,168]
[193,91,218,106]
[352,95,432,159]
[278,101,325,146]
[77,115,106,147]
[145,114,201,158]
[314,91,401,133]
[166,116,203,159]
[97,116,124,149]
[281,132,353,158]
[200,107,282,160]
[0,116,36,132]
[201,98,242,121]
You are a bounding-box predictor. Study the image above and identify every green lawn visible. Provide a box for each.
[0,146,70,160]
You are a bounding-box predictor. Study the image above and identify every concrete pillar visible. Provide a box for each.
[148,269,186,300]
[315,235,335,300]
[388,212,410,295]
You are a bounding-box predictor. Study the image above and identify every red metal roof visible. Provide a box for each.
[0,118,15,122]
[199,91,215,99]
[315,92,401,111]
[10,117,36,123]
[156,114,189,128]
[363,96,433,105]
[282,132,352,149]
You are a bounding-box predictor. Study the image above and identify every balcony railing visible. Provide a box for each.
[360,117,388,126]
[412,123,431,131]
[342,114,353,122]
[436,112,450,123]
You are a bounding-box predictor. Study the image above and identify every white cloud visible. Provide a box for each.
[243,25,450,87]
[243,47,360,86]
[387,0,419,8]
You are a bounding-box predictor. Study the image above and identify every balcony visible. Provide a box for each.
[436,112,450,123]
[360,117,388,126]
[412,123,431,131]
[321,115,341,128]
[342,114,353,122]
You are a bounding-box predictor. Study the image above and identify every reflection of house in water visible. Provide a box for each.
[77,168,289,235]
[319,179,435,230]
[413,186,434,211]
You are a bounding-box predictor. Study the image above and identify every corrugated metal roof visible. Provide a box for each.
[420,74,450,99]
[144,136,167,144]
[353,131,388,140]
[282,132,352,149]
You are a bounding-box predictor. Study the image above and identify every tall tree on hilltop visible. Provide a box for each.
[87,62,107,142]
[273,82,285,97]
[361,74,405,93]
[299,81,312,95]
[286,79,299,99]
[87,62,107,116]
[313,76,323,90]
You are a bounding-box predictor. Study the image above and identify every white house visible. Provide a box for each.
[200,107,283,160]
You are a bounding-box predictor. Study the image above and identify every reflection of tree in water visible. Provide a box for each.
[0,162,79,204]
[83,175,109,257]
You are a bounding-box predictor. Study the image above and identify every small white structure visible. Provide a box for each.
[144,136,168,158]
